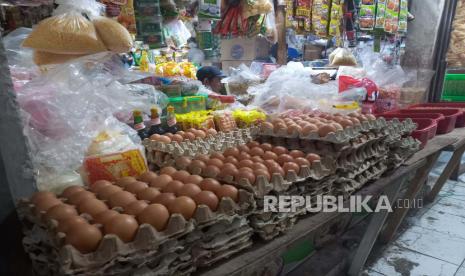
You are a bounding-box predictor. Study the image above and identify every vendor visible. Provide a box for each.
[196,66,226,94]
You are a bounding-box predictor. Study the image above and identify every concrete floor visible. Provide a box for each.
[365,153,465,276]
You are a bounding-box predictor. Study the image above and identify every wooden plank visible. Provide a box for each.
[275,4,287,65]
[450,162,465,181]
[440,127,465,151]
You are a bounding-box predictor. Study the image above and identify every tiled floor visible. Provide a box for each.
[365,153,465,276]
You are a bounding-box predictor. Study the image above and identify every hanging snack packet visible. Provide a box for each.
[295,0,312,33]
[312,0,330,37]
[384,0,399,33]
[329,2,343,37]
[375,0,386,29]
[286,0,296,29]
[359,2,376,30]
[397,0,408,33]
[199,0,221,19]
[100,0,137,34]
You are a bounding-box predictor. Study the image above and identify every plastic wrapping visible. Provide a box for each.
[223,64,262,105]
[329,48,357,66]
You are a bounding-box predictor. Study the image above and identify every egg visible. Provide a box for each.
[57,215,88,233]
[260,122,274,131]
[193,191,219,211]
[205,165,220,177]
[349,117,361,125]
[124,200,149,216]
[167,196,197,220]
[61,186,86,199]
[45,204,78,222]
[207,158,224,168]
[176,183,202,197]
[124,181,149,194]
[277,154,294,165]
[263,151,278,161]
[224,156,239,165]
[185,175,203,185]
[152,193,177,206]
[250,147,265,157]
[318,125,337,137]
[188,160,207,174]
[306,153,321,163]
[196,130,207,139]
[235,170,255,184]
[218,165,239,179]
[31,191,56,205]
[215,185,238,202]
[237,145,250,153]
[283,162,300,174]
[289,150,305,159]
[105,214,139,243]
[255,169,271,182]
[287,124,302,135]
[251,156,265,163]
[162,180,184,193]
[269,165,285,176]
[237,152,251,161]
[97,185,123,200]
[247,141,260,148]
[108,191,137,208]
[175,157,192,169]
[238,159,254,169]
[137,204,170,231]
[332,123,343,131]
[90,180,112,194]
[78,198,109,216]
[115,176,136,187]
[206,128,218,136]
[210,152,225,161]
[136,187,160,202]
[224,147,240,157]
[150,134,161,141]
[272,146,288,155]
[260,143,273,151]
[366,114,376,121]
[159,167,177,176]
[252,163,268,171]
[199,178,221,192]
[165,133,174,138]
[176,131,186,136]
[264,159,280,169]
[68,191,96,206]
[195,154,210,163]
[339,119,354,128]
[183,132,196,141]
[66,222,102,253]
[171,134,184,143]
[92,209,119,225]
[294,157,311,167]
[34,196,62,214]
[150,174,173,189]
[156,135,172,144]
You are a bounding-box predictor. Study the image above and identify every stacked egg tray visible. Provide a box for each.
[143,128,256,160]
[17,182,256,275]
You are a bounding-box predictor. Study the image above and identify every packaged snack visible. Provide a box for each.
[329,3,343,37]
[397,0,408,33]
[295,0,312,33]
[359,3,376,30]
[384,0,399,33]
[100,0,137,34]
[312,0,330,37]
[213,111,237,132]
[199,0,221,19]
[375,0,386,29]
[134,0,165,48]
[232,109,267,128]
[285,0,296,29]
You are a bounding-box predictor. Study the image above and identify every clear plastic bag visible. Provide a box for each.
[329,48,357,66]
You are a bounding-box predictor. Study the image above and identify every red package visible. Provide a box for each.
[339,76,379,102]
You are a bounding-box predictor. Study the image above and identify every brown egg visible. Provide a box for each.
[260,122,274,131]
[124,181,149,195]
[124,200,149,216]
[78,198,108,216]
[31,191,56,205]
[237,152,251,161]
[263,151,278,161]
[235,170,255,184]
[269,165,285,176]
[185,175,203,185]
[272,146,288,155]
[199,178,222,192]
[159,167,177,176]
[224,156,239,165]
[287,124,302,135]
[252,163,268,171]
[295,157,311,167]
[97,185,123,200]
[34,196,62,214]
[247,141,260,148]
[188,160,207,173]
[289,150,305,159]
[45,204,78,222]
[366,114,376,121]
[136,187,160,202]
[277,154,294,165]
[172,170,191,183]
[237,145,250,153]
[238,159,254,169]
[116,176,137,187]
[210,152,225,161]
[61,186,85,199]
[150,174,173,189]
[207,158,224,168]
[339,119,354,128]
[165,133,174,138]
[255,169,271,182]
[108,191,137,208]
[251,156,265,163]
[301,124,318,136]
[196,130,207,139]
[349,117,361,125]
[156,135,172,144]
[195,154,210,163]
[332,123,343,131]
[90,180,112,194]
[92,209,119,225]
[68,191,96,206]
[224,147,240,157]
[171,134,184,143]
[306,153,321,163]
[260,143,273,152]
[175,157,192,169]
[193,191,219,211]
[183,132,196,141]
[218,165,239,179]
[264,159,280,169]
[206,128,218,136]
[162,180,184,193]
[215,185,238,202]
[176,131,186,136]
[176,184,202,197]
[250,147,265,157]
[137,204,170,231]
[167,196,197,220]
[318,125,336,137]
[66,223,102,253]
[57,215,88,233]
[152,193,176,206]
[150,134,161,141]
[137,172,158,184]
[205,165,220,177]
[283,162,300,174]
[105,214,139,243]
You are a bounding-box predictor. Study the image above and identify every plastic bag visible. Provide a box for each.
[329,48,357,66]
[164,20,192,47]
[93,16,133,53]
[339,76,378,102]
[33,51,86,65]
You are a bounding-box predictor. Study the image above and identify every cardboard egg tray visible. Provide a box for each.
[143,128,256,159]
[333,162,389,196]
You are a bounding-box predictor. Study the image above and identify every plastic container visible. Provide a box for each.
[378,113,443,139]
[383,118,437,149]
[442,73,465,102]
[168,97,188,114]
[186,96,207,112]
[160,84,182,98]
[409,103,465,127]
[386,108,461,134]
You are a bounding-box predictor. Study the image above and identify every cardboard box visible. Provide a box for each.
[303,44,323,61]
[220,37,270,61]
[221,60,253,75]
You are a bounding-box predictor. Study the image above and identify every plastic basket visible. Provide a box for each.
[383,117,437,149]
[442,74,465,102]
[387,108,461,134]
[409,103,465,127]
[378,113,443,139]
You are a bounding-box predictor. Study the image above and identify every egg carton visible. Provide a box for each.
[338,157,388,179]
[333,162,389,194]
[143,128,255,158]
[336,145,389,171]
[251,214,300,241]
